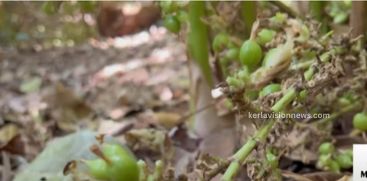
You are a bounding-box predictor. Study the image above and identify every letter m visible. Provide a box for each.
[361,170,367,178]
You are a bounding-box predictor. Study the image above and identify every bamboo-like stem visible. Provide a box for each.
[220,88,361,180]
[241,1,257,38]
[350,1,367,44]
[309,1,328,33]
[271,88,297,113]
[221,88,297,181]
[222,120,275,181]
[309,1,325,21]
[188,1,213,87]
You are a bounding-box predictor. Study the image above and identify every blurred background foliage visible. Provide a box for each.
[0,1,352,50]
[0,1,97,49]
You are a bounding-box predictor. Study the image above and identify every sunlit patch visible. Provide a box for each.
[89,26,167,50]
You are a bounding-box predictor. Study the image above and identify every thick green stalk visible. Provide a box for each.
[221,88,297,180]
[222,120,275,181]
[309,1,325,21]
[271,88,297,113]
[309,1,328,33]
[188,1,213,87]
[241,1,257,38]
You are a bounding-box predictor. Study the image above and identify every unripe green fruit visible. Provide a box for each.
[224,48,239,60]
[256,29,276,45]
[85,159,109,180]
[212,33,230,52]
[239,40,262,69]
[353,112,367,131]
[318,154,331,167]
[328,160,341,173]
[102,144,140,181]
[318,142,334,155]
[335,153,352,169]
[164,15,180,33]
[85,144,139,181]
[259,84,281,97]
[344,149,353,158]
[270,12,287,25]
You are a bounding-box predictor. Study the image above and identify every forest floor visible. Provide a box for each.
[0,27,192,180]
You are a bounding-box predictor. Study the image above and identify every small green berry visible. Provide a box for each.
[224,48,239,60]
[85,144,139,181]
[318,154,332,167]
[213,33,230,52]
[102,144,140,181]
[164,15,180,33]
[328,160,341,173]
[344,149,353,158]
[270,12,287,25]
[353,112,367,131]
[239,40,262,69]
[85,159,109,180]
[319,142,335,155]
[335,153,352,169]
[256,29,276,45]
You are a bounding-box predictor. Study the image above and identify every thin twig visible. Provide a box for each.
[316,102,362,125]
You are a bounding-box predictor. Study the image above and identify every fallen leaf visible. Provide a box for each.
[153,112,181,129]
[13,131,110,181]
[19,77,42,93]
[0,124,19,147]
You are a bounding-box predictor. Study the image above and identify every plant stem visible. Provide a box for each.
[153,160,163,181]
[241,1,257,38]
[137,160,148,181]
[309,1,328,33]
[271,88,297,113]
[317,102,362,125]
[309,1,324,21]
[222,119,275,181]
[350,1,367,40]
[304,67,314,81]
[221,88,297,180]
[188,1,213,87]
